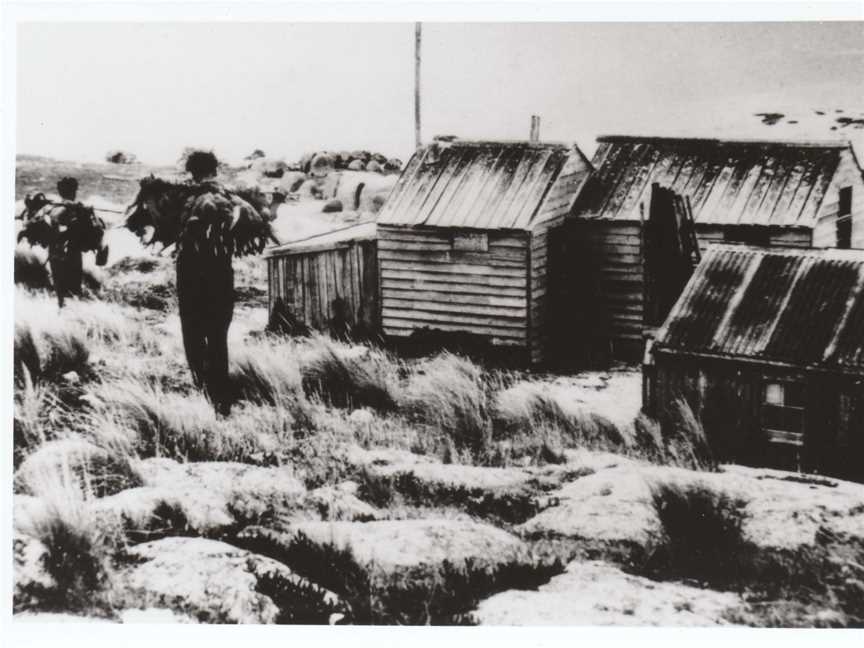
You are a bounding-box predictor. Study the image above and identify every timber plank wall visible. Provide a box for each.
[647,354,864,481]
[557,221,813,363]
[378,226,530,351]
[267,239,379,337]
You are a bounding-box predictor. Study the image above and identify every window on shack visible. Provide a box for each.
[761,381,805,469]
[837,187,852,249]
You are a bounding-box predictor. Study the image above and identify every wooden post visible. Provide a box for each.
[415,23,422,150]
[530,115,540,142]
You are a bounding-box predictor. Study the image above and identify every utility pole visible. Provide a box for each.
[415,22,422,150]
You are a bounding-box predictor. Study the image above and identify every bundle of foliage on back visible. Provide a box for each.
[17,193,107,255]
[123,176,277,257]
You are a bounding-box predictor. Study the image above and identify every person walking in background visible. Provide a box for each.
[17,176,108,308]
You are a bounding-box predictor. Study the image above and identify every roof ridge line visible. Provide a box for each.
[596,134,850,149]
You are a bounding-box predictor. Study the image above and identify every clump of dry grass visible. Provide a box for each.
[102,255,176,311]
[299,335,400,412]
[14,322,90,385]
[633,398,716,471]
[230,337,304,407]
[13,372,57,466]
[15,436,144,499]
[494,381,627,452]
[648,479,749,584]
[14,247,103,295]
[14,247,52,291]
[14,458,121,614]
[400,353,492,454]
[89,379,282,464]
[14,288,165,387]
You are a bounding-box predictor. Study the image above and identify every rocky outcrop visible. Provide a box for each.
[116,537,344,624]
[473,560,743,626]
[92,460,307,539]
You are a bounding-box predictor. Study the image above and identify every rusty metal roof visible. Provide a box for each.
[572,135,850,228]
[376,139,590,230]
[654,245,864,372]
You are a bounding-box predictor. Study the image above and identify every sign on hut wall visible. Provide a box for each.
[452,232,489,252]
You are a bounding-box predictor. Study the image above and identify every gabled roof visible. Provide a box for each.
[377,139,591,231]
[654,245,864,372]
[572,135,852,228]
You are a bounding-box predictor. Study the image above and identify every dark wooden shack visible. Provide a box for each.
[376,138,592,365]
[644,244,864,480]
[566,136,864,360]
[263,222,379,339]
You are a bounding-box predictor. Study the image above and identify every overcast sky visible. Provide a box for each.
[16,21,864,165]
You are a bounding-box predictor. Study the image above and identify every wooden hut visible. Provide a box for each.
[375,138,593,366]
[565,136,864,360]
[644,244,864,480]
[263,222,379,338]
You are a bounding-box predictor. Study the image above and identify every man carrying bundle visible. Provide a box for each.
[123,150,277,415]
[17,176,108,308]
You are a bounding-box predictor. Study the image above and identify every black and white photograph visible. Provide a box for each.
[3,2,864,640]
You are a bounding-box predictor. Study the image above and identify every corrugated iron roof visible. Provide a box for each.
[263,221,376,258]
[572,135,850,228]
[654,244,864,372]
[376,140,589,230]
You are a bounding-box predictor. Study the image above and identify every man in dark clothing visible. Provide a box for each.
[48,177,86,307]
[175,151,235,414]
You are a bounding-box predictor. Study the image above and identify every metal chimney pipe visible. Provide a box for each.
[530,115,540,142]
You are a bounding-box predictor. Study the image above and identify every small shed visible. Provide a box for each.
[566,136,864,359]
[263,222,379,339]
[375,138,593,365]
[645,244,864,480]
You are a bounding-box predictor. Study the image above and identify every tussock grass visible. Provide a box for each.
[299,335,399,412]
[13,372,56,466]
[230,338,304,407]
[90,379,281,464]
[14,322,90,385]
[14,247,52,291]
[401,353,492,454]
[494,382,626,451]
[14,458,121,614]
[14,247,103,295]
[16,436,144,499]
[102,255,176,311]
[634,399,716,471]
[648,480,749,584]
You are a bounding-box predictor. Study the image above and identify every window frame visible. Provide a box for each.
[760,380,805,447]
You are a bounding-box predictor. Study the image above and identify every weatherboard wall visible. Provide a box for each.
[813,148,864,249]
[378,226,531,351]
